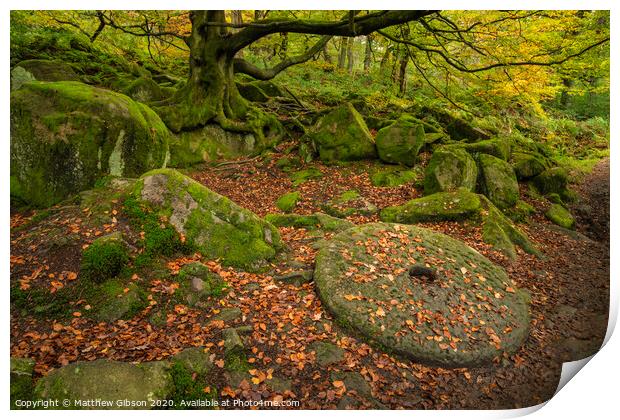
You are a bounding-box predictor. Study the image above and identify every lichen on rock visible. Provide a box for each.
[375,115,426,166]
[423,147,478,194]
[380,190,481,224]
[478,153,520,209]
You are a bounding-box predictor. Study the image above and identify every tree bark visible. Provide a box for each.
[338,37,347,69]
[346,37,355,74]
[364,34,373,73]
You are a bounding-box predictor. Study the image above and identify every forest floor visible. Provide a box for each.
[9,154,610,410]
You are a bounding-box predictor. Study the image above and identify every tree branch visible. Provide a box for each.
[233,35,332,80]
[378,29,610,73]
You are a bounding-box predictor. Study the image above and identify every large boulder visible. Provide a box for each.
[511,151,549,180]
[10,358,35,408]
[123,76,167,103]
[11,81,170,207]
[312,103,377,162]
[314,223,530,367]
[478,154,520,209]
[375,116,426,166]
[545,204,575,230]
[532,167,569,196]
[134,169,282,268]
[423,147,478,194]
[457,138,511,161]
[380,190,481,224]
[33,348,211,409]
[13,59,80,85]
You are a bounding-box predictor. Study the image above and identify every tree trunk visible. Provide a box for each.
[364,35,373,73]
[346,37,354,74]
[397,50,408,96]
[156,11,279,143]
[337,37,347,69]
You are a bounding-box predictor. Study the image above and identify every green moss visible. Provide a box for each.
[478,153,520,209]
[511,151,549,180]
[290,167,323,186]
[546,204,575,230]
[504,200,536,223]
[168,361,217,410]
[532,167,569,195]
[11,358,35,409]
[176,262,227,306]
[370,167,418,187]
[134,169,282,269]
[458,138,511,160]
[312,103,377,162]
[92,280,147,322]
[424,147,478,194]
[81,232,129,283]
[375,116,426,166]
[10,81,169,207]
[380,190,481,224]
[276,191,301,213]
[265,213,320,228]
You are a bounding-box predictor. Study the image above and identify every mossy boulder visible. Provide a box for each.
[81,232,129,283]
[236,82,269,102]
[309,341,345,366]
[511,151,549,180]
[13,59,80,83]
[34,359,173,409]
[478,154,520,209]
[312,103,377,162]
[370,167,418,187]
[177,262,226,306]
[134,169,282,269]
[11,81,170,207]
[458,138,511,160]
[168,124,256,167]
[380,190,481,224]
[314,223,530,367]
[532,167,569,195]
[424,147,478,194]
[375,116,426,166]
[123,76,167,103]
[265,212,354,232]
[276,191,301,213]
[321,190,378,218]
[419,106,490,141]
[11,358,35,409]
[479,196,539,260]
[545,204,575,230]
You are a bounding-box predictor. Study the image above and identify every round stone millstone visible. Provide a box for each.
[314,223,530,367]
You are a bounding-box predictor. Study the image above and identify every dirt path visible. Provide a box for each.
[573,158,610,243]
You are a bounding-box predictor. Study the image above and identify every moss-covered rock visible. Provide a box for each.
[11,358,35,409]
[10,66,36,91]
[478,153,520,209]
[123,76,167,103]
[511,151,549,180]
[419,106,491,141]
[168,124,256,167]
[380,190,481,224]
[375,116,426,166]
[236,82,269,102]
[321,190,378,218]
[309,341,345,366]
[312,103,377,162]
[265,212,354,232]
[314,223,530,367]
[276,191,301,213]
[177,262,226,306]
[34,359,173,409]
[370,167,418,187]
[134,169,281,269]
[479,196,539,260]
[13,59,80,83]
[423,147,478,194]
[458,138,511,160]
[545,204,575,230]
[81,232,129,283]
[532,167,569,195]
[11,81,169,207]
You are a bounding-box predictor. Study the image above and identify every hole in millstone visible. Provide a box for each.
[408,265,437,283]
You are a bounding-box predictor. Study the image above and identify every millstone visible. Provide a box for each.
[314,223,530,367]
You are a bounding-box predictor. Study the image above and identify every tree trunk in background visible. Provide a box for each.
[397,50,408,96]
[380,44,391,74]
[322,44,333,64]
[279,32,288,59]
[346,37,354,74]
[338,37,347,69]
[364,35,373,73]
